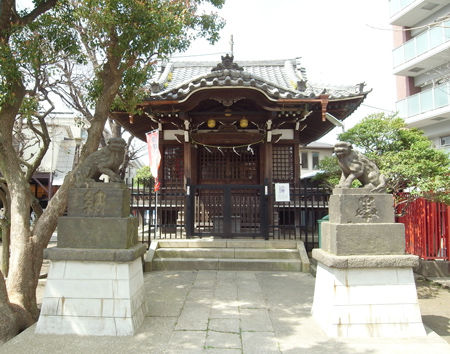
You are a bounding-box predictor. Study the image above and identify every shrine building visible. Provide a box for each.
[112,55,369,242]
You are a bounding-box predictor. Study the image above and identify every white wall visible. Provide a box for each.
[299,148,333,176]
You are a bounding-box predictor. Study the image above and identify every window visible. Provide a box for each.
[163,146,184,186]
[312,152,320,170]
[441,135,450,146]
[301,152,308,169]
[273,145,294,182]
[199,146,258,184]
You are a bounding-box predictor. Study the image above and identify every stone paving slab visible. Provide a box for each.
[206,331,241,349]
[1,270,450,354]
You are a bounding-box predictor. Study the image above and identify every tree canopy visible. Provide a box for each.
[316,113,450,204]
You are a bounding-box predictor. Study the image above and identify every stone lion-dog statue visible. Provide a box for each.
[74,137,127,186]
[334,141,386,193]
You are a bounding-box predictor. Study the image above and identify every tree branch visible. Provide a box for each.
[18,0,58,26]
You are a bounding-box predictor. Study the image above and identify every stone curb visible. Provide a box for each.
[144,241,159,272]
[297,241,310,273]
[44,243,147,262]
[312,248,419,269]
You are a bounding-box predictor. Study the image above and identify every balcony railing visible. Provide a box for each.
[396,82,450,118]
[389,0,416,17]
[393,21,450,68]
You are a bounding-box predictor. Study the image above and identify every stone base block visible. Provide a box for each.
[36,257,146,336]
[311,261,426,337]
[57,216,138,249]
[321,222,405,255]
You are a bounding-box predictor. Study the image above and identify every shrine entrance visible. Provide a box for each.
[186,145,268,238]
[186,184,268,238]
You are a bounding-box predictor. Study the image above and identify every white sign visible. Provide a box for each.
[275,183,290,202]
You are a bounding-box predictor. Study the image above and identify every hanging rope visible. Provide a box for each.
[190,138,264,150]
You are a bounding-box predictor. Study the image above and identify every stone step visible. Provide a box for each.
[155,247,300,260]
[152,258,302,271]
[156,239,298,249]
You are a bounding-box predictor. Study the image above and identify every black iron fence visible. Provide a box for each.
[127,178,330,251]
[268,181,330,251]
[126,178,186,248]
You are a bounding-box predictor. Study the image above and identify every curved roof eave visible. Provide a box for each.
[143,83,369,109]
[145,67,369,104]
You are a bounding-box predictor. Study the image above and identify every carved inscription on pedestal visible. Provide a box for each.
[356,195,379,222]
[83,189,107,216]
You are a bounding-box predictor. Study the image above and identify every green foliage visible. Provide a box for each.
[1,1,82,107]
[314,155,361,189]
[381,140,450,203]
[134,166,154,187]
[135,165,151,179]
[316,113,450,204]
[73,0,225,112]
[314,156,340,189]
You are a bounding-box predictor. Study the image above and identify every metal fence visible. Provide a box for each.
[127,178,186,248]
[397,196,449,261]
[127,178,330,251]
[268,181,330,251]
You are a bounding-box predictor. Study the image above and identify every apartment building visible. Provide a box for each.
[390,0,450,153]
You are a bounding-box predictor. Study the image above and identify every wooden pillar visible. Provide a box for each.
[294,143,300,186]
[261,141,273,237]
[184,142,196,187]
[183,141,195,238]
[261,142,273,185]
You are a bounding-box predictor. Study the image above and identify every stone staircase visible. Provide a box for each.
[145,239,310,272]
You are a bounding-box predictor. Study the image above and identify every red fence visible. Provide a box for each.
[397,197,449,260]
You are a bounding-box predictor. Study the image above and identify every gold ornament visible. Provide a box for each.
[207,119,216,128]
[239,118,249,128]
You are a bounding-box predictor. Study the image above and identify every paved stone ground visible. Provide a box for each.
[416,276,450,344]
[2,270,450,354]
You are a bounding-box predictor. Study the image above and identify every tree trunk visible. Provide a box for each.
[0,270,33,343]
[0,185,11,277]
[5,177,38,319]
[0,54,123,339]
[0,223,10,278]
[0,271,18,343]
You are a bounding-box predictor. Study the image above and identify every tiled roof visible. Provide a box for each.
[147,55,367,101]
[304,142,334,149]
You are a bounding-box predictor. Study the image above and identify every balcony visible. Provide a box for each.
[390,0,416,17]
[393,20,450,75]
[390,0,448,26]
[396,82,450,126]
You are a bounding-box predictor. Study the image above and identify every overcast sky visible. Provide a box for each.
[176,0,397,143]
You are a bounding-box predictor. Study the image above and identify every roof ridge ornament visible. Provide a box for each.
[211,54,244,72]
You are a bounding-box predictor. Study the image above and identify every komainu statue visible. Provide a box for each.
[334,141,386,193]
[74,137,127,186]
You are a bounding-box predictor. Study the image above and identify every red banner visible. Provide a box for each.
[146,130,161,191]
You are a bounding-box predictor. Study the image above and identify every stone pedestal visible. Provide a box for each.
[36,182,147,336]
[312,188,426,337]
